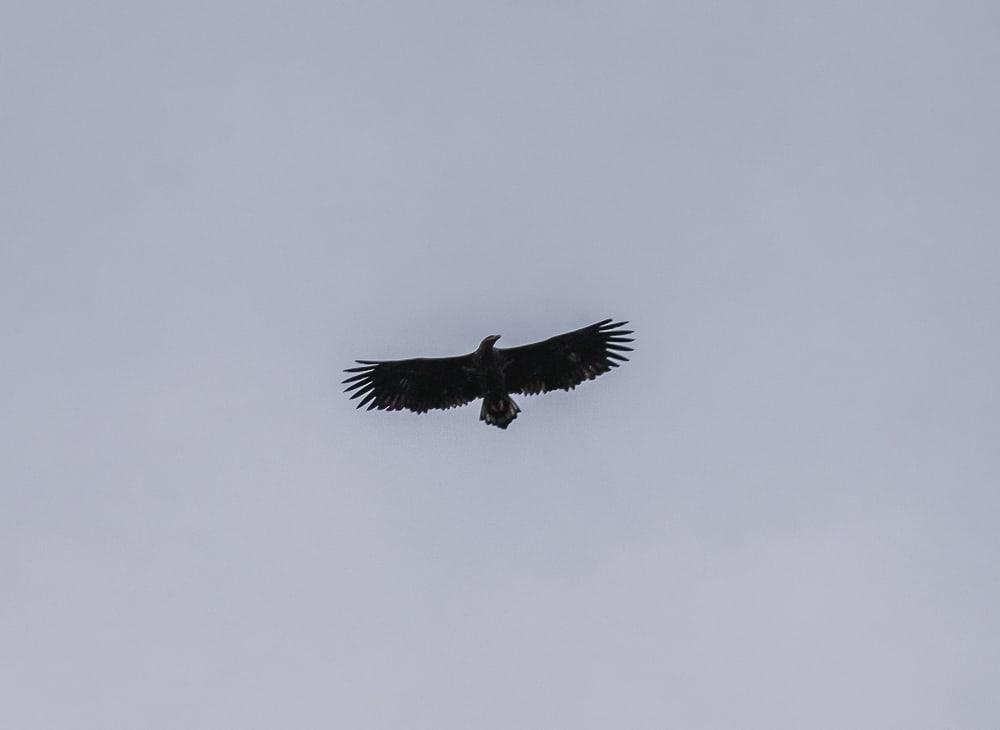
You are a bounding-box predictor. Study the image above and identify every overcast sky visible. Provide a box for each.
[3,2,999,728]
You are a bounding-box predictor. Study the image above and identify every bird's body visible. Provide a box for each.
[343,318,633,429]
[471,335,522,428]
[472,335,505,395]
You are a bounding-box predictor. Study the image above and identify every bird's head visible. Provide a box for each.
[478,334,502,351]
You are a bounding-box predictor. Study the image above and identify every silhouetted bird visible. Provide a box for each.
[343,319,634,429]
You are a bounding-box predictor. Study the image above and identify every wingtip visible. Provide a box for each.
[598,319,629,330]
[349,384,374,399]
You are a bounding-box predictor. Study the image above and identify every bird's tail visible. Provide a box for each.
[480,394,520,429]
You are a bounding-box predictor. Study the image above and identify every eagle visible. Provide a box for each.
[343,318,634,429]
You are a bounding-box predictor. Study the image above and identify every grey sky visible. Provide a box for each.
[3,2,999,728]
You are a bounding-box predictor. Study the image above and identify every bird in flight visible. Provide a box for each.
[343,318,634,429]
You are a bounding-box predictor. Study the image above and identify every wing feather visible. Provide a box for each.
[342,354,481,413]
[499,319,634,396]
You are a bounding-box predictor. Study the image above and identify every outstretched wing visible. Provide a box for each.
[343,354,482,413]
[499,319,634,396]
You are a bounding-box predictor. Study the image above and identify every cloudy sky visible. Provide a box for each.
[3,2,998,728]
